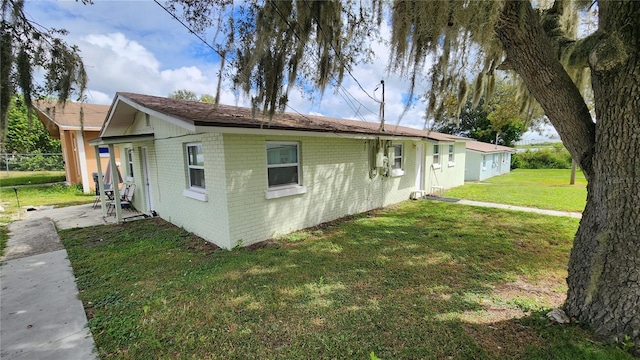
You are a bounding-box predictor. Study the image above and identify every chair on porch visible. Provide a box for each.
[107,184,136,215]
[93,183,113,209]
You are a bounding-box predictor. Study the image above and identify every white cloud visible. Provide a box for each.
[84,33,161,71]
[75,32,224,104]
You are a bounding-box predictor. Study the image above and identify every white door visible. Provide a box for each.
[142,147,154,212]
[415,143,424,190]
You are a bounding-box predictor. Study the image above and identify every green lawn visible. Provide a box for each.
[0,170,66,187]
[445,169,587,212]
[60,200,631,360]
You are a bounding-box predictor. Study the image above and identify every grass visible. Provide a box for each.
[0,182,93,254]
[0,170,66,187]
[444,169,587,212]
[60,200,631,359]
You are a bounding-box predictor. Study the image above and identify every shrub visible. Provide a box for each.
[513,143,573,169]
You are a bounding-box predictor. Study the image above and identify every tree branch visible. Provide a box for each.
[495,1,596,179]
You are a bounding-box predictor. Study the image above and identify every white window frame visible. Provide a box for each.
[390,143,405,177]
[448,144,455,167]
[391,144,403,169]
[126,148,134,180]
[265,141,306,199]
[482,155,487,170]
[183,143,207,201]
[432,144,441,169]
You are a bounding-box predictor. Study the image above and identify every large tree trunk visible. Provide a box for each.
[566,1,640,350]
[496,1,640,352]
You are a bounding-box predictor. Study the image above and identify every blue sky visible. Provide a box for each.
[26,0,557,141]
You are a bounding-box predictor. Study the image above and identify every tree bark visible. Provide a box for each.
[566,1,640,351]
[497,1,640,352]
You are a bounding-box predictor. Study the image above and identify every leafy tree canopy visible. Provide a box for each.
[1,0,88,137]
[5,96,61,153]
[168,89,216,103]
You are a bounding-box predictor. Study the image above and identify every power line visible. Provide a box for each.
[157,0,377,122]
[270,1,376,121]
[153,0,228,62]
[301,0,378,103]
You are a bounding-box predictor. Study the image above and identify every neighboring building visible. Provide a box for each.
[34,100,121,193]
[464,141,515,181]
[91,92,467,249]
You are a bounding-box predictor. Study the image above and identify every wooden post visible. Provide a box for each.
[94,146,107,217]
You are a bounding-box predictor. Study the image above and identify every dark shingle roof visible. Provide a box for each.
[117,92,455,141]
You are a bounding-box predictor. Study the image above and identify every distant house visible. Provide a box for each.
[464,141,515,181]
[34,101,121,193]
[90,92,467,249]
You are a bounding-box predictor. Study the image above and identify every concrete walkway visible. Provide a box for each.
[425,196,583,219]
[1,204,117,360]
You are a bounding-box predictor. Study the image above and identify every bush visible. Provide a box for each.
[512,143,573,169]
[1,153,64,171]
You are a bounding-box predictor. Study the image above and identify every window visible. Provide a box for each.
[267,142,300,188]
[126,149,134,178]
[448,144,455,166]
[482,155,487,169]
[391,144,403,169]
[433,145,440,166]
[186,143,205,190]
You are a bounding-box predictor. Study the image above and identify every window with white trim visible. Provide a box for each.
[186,143,205,190]
[391,144,403,169]
[448,145,454,163]
[126,148,134,178]
[433,144,440,165]
[266,142,300,188]
[482,155,487,169]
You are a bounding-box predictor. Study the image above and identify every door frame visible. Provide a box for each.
[141,147,154,213]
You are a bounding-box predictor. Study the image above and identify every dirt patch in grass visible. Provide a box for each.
[246,240,278,251]
[461,276,568,358]
[493,277,567,308]
[464,319,545,359]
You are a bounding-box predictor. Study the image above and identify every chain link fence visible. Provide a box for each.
[1,153,64,172]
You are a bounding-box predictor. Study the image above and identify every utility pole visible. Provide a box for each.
[379,80,385,132]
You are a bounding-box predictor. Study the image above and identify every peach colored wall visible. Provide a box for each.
[59,129,121,192]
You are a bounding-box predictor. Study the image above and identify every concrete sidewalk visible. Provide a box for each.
[425,196,583,219]
[1,204,115,360]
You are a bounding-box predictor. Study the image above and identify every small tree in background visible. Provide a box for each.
[5,97,61,154]
[169,89,216,103]
[434,82,527,147]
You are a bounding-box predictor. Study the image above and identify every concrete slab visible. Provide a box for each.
[23,203,117,230]
[0,250,97,360]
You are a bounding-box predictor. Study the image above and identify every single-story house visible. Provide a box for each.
[464,141,515,181]
[35,100,121,193]
[90,92,467,249]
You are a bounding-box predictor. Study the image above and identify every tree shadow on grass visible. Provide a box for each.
[57,200,613,359]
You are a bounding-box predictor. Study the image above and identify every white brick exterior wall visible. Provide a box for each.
[136,118,232,248]
[120,114,465,249]
[223,135,417,248]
